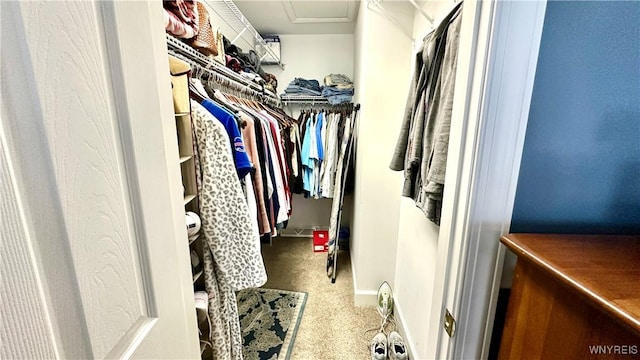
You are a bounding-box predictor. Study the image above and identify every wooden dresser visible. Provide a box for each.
[498,234,640,359]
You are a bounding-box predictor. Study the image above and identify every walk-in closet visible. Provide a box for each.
[161,1,471,358]
[5,0,639,359]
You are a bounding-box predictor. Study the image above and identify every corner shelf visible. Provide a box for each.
[183,194,197,205]
[203,0,284,69]
[189,233,201,245]
[193,270,204,283]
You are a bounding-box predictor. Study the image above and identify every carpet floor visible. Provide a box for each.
[261,236,380,360]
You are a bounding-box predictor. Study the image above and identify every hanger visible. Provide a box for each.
[189,82,206,103]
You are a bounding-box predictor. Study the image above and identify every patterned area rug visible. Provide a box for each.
[237,288,307,360]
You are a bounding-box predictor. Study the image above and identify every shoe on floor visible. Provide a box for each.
[371,332,387,360]
[377,281,394,319]
[388,331,409,360]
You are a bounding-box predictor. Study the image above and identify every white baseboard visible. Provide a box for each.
[354,289,378,306]
[350,246,377,306]
[394,299,418,360]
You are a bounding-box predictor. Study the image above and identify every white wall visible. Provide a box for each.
[263,34,355,229]
[350,0,414,304]
[392,2,466,358]
[265,34,354,96]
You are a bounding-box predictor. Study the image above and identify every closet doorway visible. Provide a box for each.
[1,0,549,359]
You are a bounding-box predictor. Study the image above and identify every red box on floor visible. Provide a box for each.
[313,230,329,252]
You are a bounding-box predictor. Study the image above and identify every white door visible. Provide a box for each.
[1,1,199,359]
[421,1,548,359]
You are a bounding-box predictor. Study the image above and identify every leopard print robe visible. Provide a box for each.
[191,101,267,359]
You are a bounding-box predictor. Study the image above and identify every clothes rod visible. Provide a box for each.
[166,35,278,98]
[169,51,280,106]
[166,37,280,106]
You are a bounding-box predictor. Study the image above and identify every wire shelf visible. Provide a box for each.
[280,95,357,109]
[203,0,284,69]
[166,35,279,106]
[280,95,330,105]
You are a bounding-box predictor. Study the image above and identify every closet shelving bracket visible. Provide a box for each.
[367,0,435,41]
[408,0,434,24]
[203,0,286,70]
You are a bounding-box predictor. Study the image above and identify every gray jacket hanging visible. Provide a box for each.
[389,2,463,225]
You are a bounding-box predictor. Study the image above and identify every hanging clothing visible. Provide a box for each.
[301,114,314,195]
[389,2,463,225]
[253,114,278,235]
[190,100,267,360]
[290,122,304,193]
[320,113,341,198]
[239,111,270,235]
[239,107,290,228]
[313,112,325,198]
[297,110,356,199]
[201,99,253,179]
[261,113,290,224]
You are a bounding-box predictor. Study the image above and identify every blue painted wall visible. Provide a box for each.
[511,1,640,234]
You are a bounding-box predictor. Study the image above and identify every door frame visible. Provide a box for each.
[426,1,548,359]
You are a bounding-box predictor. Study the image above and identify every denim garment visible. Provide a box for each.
[325,94,353,105]
[321,87,354,97]
[315,112,324,161]
[292,78,322,92]
[283,85,322,96]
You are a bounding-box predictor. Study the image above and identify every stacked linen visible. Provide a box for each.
[282,78,323,96]
[322,74,354,105]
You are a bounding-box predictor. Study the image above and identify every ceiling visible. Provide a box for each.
[235,1,360,35]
